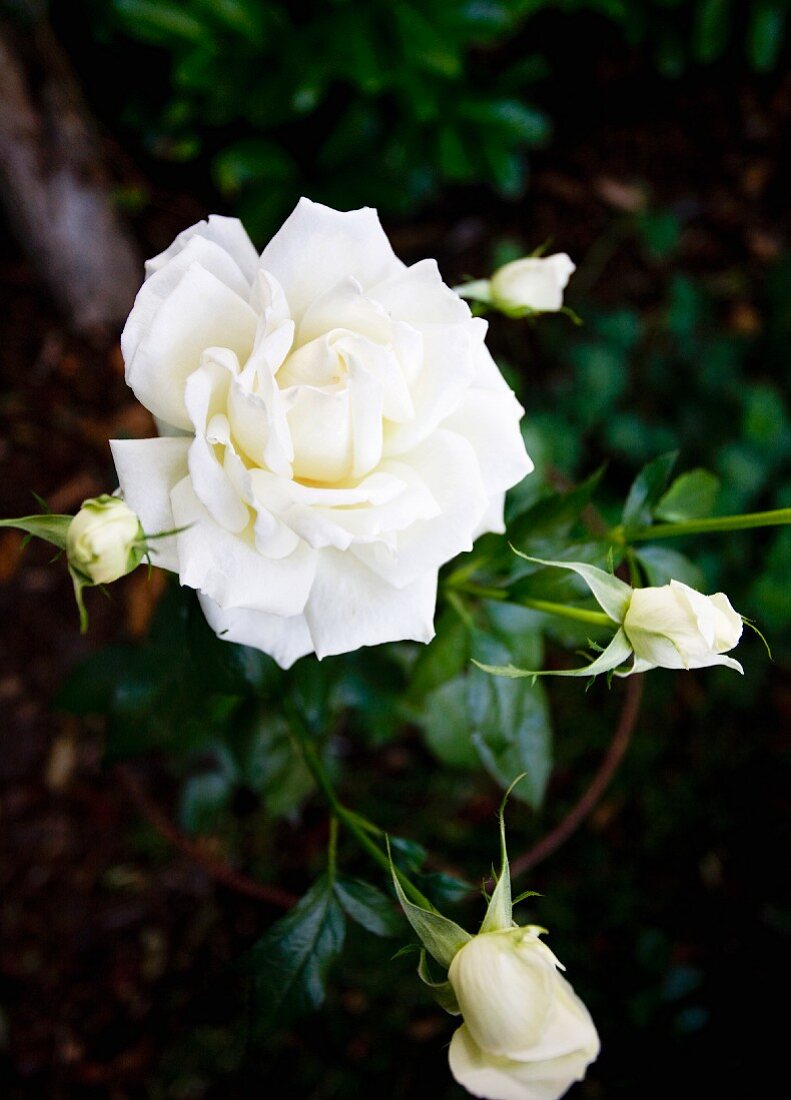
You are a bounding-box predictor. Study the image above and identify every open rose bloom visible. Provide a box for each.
[112,199,532,666]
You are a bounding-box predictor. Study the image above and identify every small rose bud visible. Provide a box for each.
[447,927,600,1100]
[490,253,575,315]
[623,579,743,674]
[67,495,144,585]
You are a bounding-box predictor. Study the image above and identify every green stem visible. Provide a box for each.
[615,507,791,543]
[517,598,613,627]
[284,701,434,911]
[449,581,612,627]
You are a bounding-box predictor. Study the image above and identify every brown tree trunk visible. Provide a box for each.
[0,3,141,334]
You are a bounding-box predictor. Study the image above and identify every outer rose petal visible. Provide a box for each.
[303,548,437,660]
[198,595,314,670]
[259,198,404,319]
[170,477,317,617]
[110,436,190,572]
[443,388,533,495]
[369,258,472,325]
[449,1024,595,1100]
[124,262,258,430]
[146,214,259,285]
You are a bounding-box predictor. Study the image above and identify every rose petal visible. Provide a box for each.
[198,594,313,670]
[110,436,190,571]
[303,549,437,660]
[170,476,316,616]
[449,1024,596,1100]
[259,198,403,319]
[146,214,259,285]
[353,429,488,588]
[124,262,258,430]
[443,388,532,495]
[370,258,472,324]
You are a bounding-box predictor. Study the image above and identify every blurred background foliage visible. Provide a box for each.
[0,0,789,1097]
[73,0,791,236]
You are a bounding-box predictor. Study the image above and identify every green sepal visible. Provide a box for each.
[0,513,72,550]
[68,566,90,633]
[474,627,634,680]
[387,838,471,969]
[417,949,461,1015]
[479,778,521,934]
[511,551,633,623]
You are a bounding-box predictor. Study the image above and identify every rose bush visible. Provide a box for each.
[111,199,531,666]
[447,927,600,1100]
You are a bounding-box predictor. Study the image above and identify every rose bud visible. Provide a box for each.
[447,926,600,1100]
[623,579,744,674]
[489,254,575,315]
[67,495,144,585]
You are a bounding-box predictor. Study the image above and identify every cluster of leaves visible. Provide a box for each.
[70,0,791,237]
[79,0,554,236]
[520,214,791,640]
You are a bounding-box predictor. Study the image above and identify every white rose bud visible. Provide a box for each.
[490,254,576,315]
[67,495,143,584]
[447,926,600,1100]
[623,579,744,674]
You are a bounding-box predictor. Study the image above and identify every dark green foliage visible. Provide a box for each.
[248,874,346,1033]
[74,0,791,235]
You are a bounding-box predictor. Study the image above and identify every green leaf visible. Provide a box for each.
[693,0,732,64]
[0,513,72,550]
[748,3,785,71]
[409,610,470,700]
[655,469,720,522]
[232,707,314,820]
[420,676,480,769]
[466,645,553,808]
[334,877,403,938]
[633,546,705,589]
[508,466,605,546]
[388,842,471,969]
[179,771,233,836]
[622,451,679,532]
[249,875,346,1034]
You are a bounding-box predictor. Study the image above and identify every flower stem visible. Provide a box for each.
[284,700,434,910]
[516,597,613,627]
[447,581,613,627]
[613,507,791,543]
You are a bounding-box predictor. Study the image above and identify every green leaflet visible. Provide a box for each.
[334,877,403,938]
[248,874,346,1035]
[512,552,633,623]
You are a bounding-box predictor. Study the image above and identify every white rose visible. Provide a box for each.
[67,495,143,584]
[623,579,744,674]
[447,927,600,1100]
[111,199,532,668]
[490,254,575,314]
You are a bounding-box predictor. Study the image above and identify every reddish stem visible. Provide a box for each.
[115,763,297,909]
[511,675,644,879]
